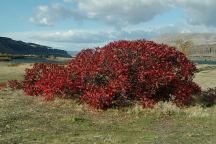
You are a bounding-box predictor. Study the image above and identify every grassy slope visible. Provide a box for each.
[0,62,216,143]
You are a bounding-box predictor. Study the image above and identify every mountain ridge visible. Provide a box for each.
[152,33,216,46]
[0,36,71,57]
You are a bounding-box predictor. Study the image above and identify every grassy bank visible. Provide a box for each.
[0,54,25,61]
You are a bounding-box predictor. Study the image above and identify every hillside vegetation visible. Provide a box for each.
[153,33,216,60]
[0,37,70,57]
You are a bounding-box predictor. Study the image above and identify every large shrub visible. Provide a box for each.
[67,40,200,108]
[15,40,200,109]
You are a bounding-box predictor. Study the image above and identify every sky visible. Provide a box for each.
[1,0,216,51]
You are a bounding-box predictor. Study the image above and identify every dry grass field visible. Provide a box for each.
[0,63,31,83]
[194,65,216,90]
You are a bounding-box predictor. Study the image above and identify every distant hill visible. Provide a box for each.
[0,37,71,57]
[67,51,79,57]
[152,33,216,60]
[152,33,216,46]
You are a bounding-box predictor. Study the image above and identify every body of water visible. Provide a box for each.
[1,57,216,65]
[10,57,62,64]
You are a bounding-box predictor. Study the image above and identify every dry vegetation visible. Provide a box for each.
[1,89,216,143]
[194,65,216,90]
[0,62,31,83]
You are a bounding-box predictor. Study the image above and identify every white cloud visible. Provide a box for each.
[63,0,73,3]
[175,0,216,27]
[31,0,174,27]
[155,23,216,35]
[12,0,216,51]
[3,29,157,51]
[74,0,174,27]
[30,30,110,43]
[4,23,216,51]
[29,29,153,44]
[30,0,216,28]
[30,3,73,26]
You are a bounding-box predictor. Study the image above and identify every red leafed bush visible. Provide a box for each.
[0,83,6,91]
[67,40,200,109]
[20,40,200,109]
[7,80,22,89]
[22,63,48,96]
[34,64,78,100]
[22,63,79,100]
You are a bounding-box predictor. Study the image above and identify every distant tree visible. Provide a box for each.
[175,39,193,56]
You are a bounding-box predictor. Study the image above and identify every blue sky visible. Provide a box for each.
[1,0,216,51]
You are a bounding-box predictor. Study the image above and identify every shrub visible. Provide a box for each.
[67,40,201,109]
[7,80,22,89]
[34,64,78,100]
[22,63,48,96]
[0,83,6,91]
[195,88,216,107]
[19,40,200,109]
[22,63,79,100]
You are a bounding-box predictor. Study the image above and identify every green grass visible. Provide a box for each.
[1,90,216,143]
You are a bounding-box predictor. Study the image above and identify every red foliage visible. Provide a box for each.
[67,40,201,108]
[19,40,201,109]
[34,64,78,100]
[7,80,22,89]
[22,63,79,100]
[22,63,48,96]
[0,83,6,91]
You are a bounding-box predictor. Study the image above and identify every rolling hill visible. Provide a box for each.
[67,51,79,57]
[152,33,216,60]
[0,37,71,57]
[152,33,216,46]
